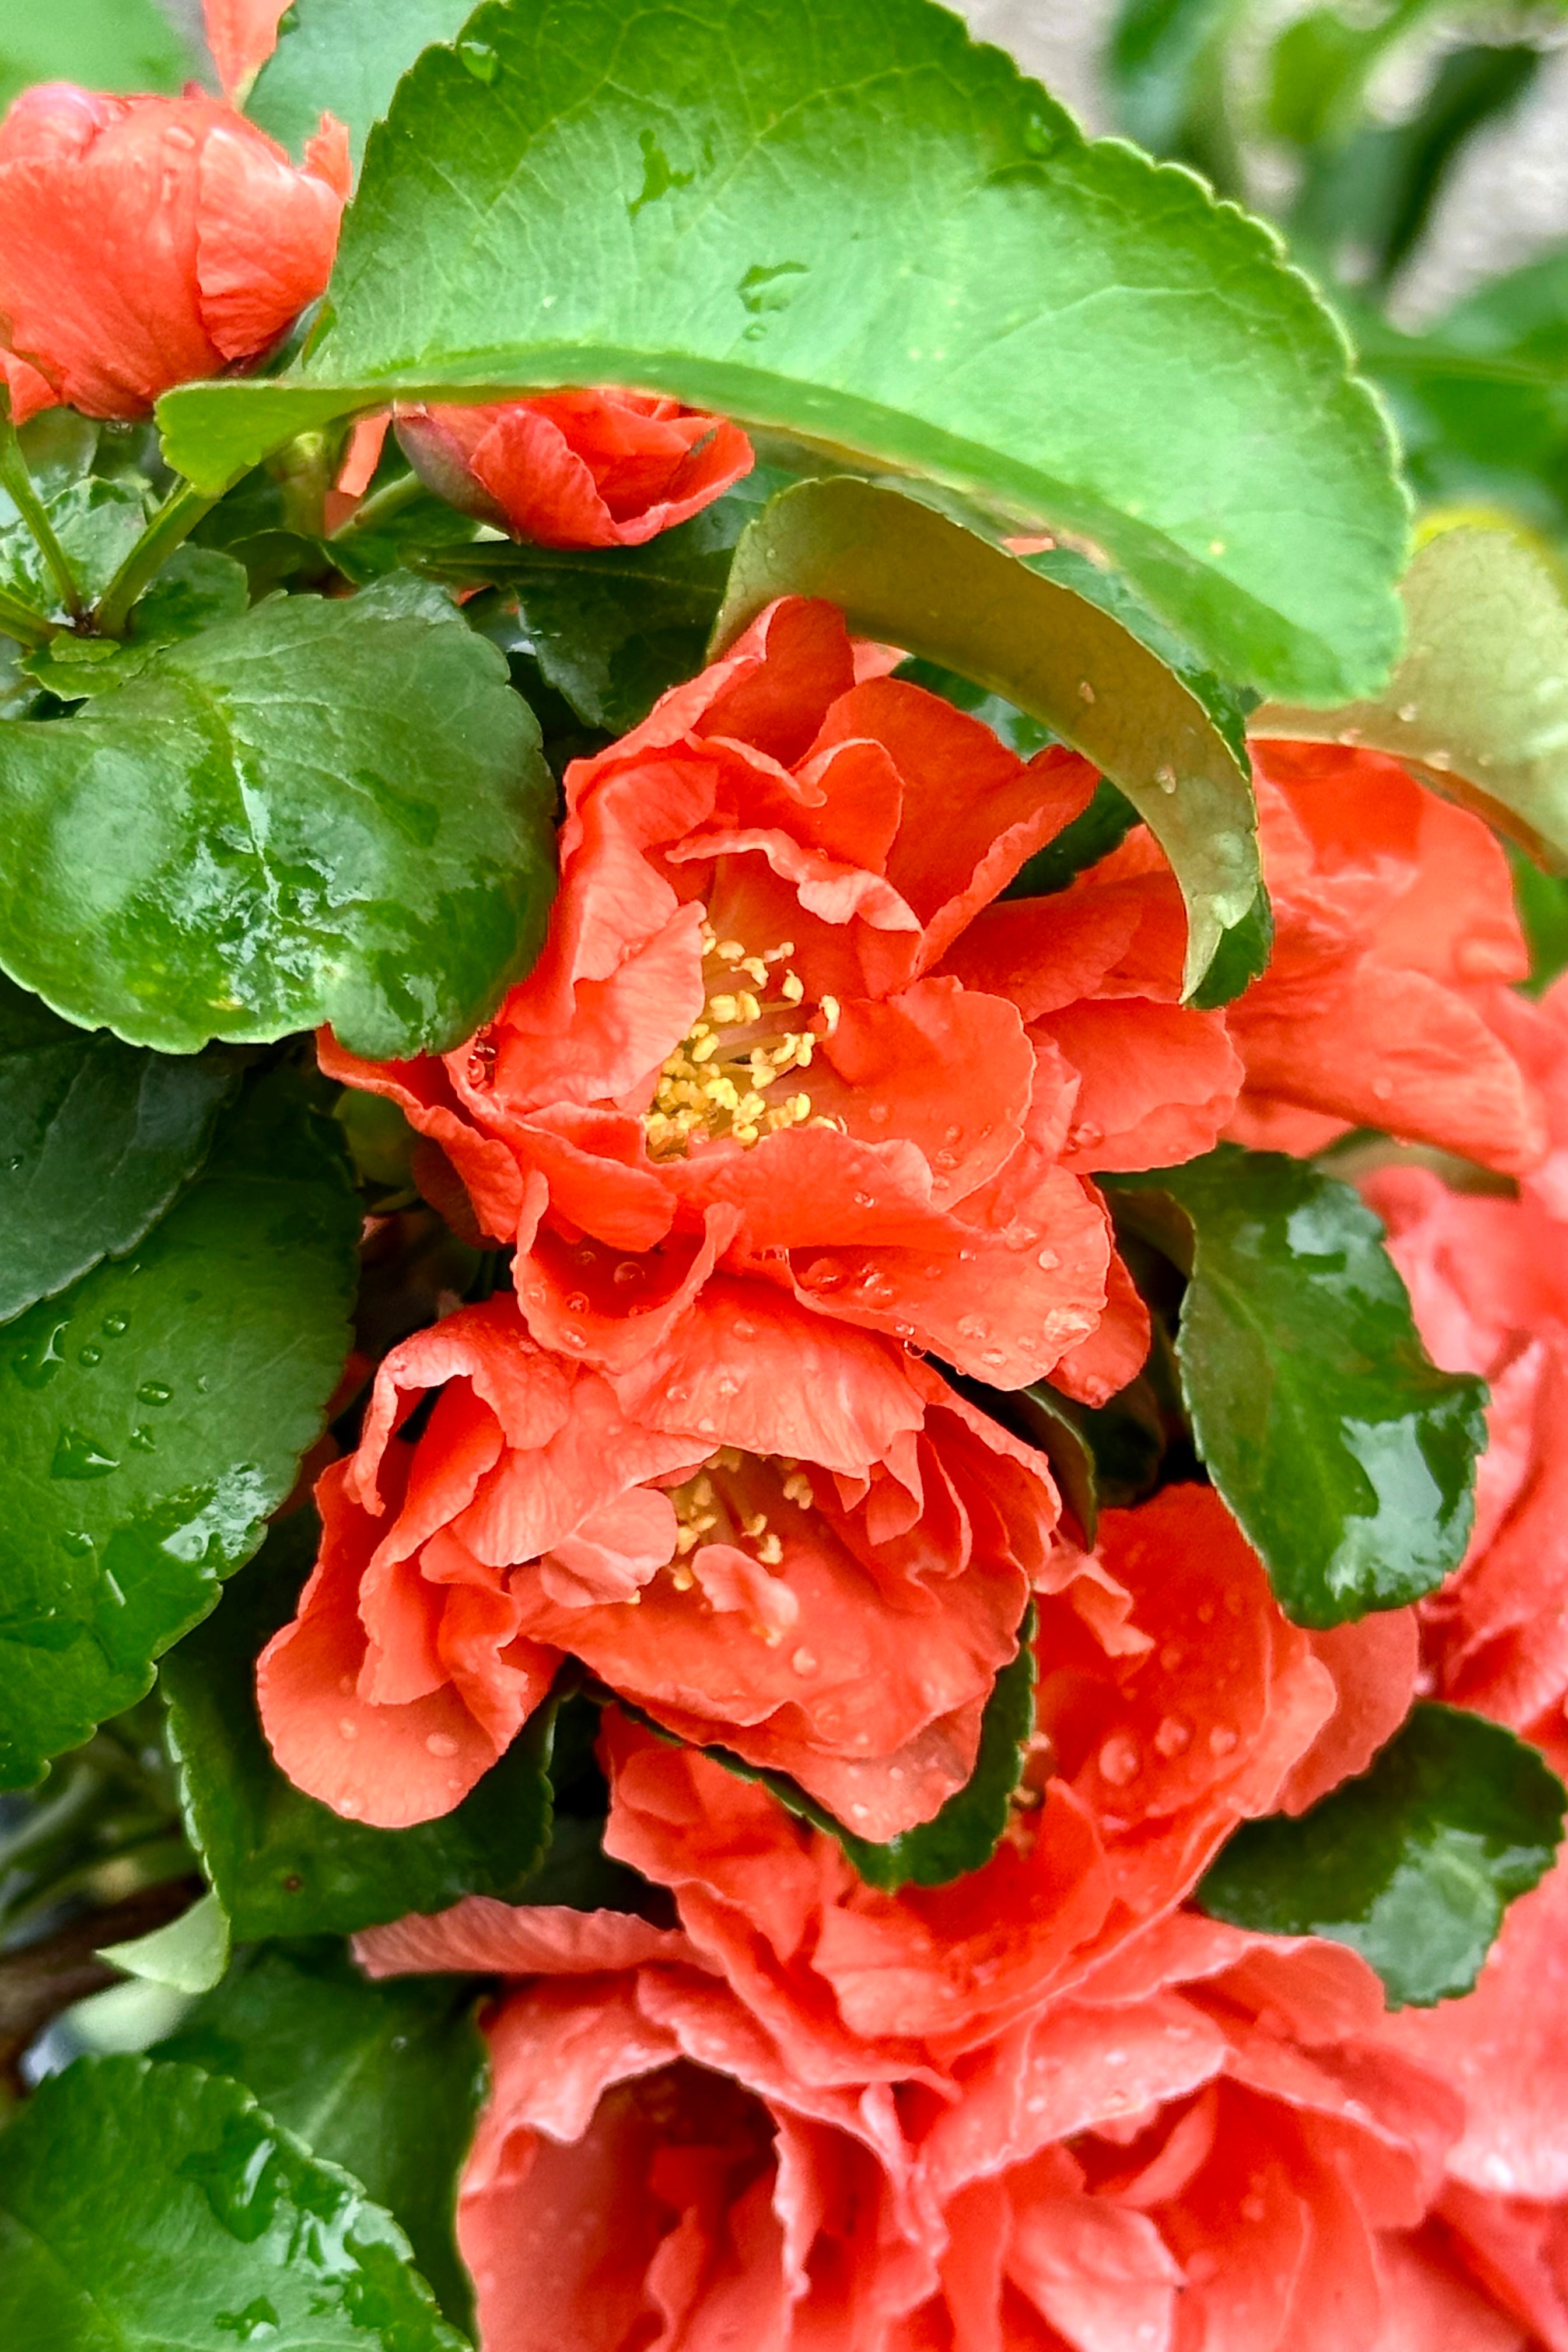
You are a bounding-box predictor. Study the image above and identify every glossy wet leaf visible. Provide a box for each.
[0,478,149,622]
[1199,1704,1566,2006]
[0,572,556,1057]
[716,480,1259,995]
[0,2056,466,2351]
[0,975,236,1325]
[158,0,1408,704]
[0,0,187,116]
[249,0,477,167]
[1109,1148,1488,1626]
[0,1074,358,1789]
[690,1616,1037,1890]
[1256,523,1568,874]
[162,1511,555,1940]
[159,1942,487,2330]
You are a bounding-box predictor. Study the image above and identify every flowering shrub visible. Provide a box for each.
[1,2,1567,2348]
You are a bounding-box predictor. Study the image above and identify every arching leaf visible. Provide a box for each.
[158,0,1408,704]
[1255,523,1568,872]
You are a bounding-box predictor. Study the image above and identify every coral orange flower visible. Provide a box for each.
[0,84,348,422]
[257,1281,1063,1838]
[358,1901,941,2352]
[394,389,754,548]
[1367,1161,1568,1731]
[356,1897,1468,2352]
[323,595,1170,1398]
[1229,742,1554,1171]
[955,740,1556,1187]
[203,0,291,100]
[1372,1779,1568,2351]
[600,1485,1417,2084]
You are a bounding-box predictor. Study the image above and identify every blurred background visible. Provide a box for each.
[957,0,1568,555]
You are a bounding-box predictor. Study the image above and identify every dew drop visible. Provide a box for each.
[457,37,499,79]
[982,1349,1008,1368]
[338,1675,355,1697]
[101,1312,129,1338]
[1241,2194,1267,2223]
[560,1325,588,1350]
[791,1647,818,1676]
[957,1315,988,1340]
[565,1292,590,1314]
[612,1260,644,1289]
[138,1380,172,1406]
[5,1154,22,1173]
[1398,702,1419,724]
[1155,764,1177,794]
[425,1732,460,1756]
[1097,1731,1141,1787]
[338,1717,358,1740]
[867,1102,890,1125]
[337,1795,362,1818]
[77,1344,102,1367]
[50,1427,118,1480]
[1208,1723,1238,1757]
[852,1191,875,1209]
[1154,1713,1192,1758]
[1159,1642,1185,1671]
[1077,679,1096,704]
[1036,1247,1060,1271]
[60,1530,94,1557]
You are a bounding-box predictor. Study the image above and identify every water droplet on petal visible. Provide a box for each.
[1098,1731,1141,1787]
[1154,1714,1192,1757]
[338,1718,358,1740]
[426,1732,460,1756]
[791,1647,818,1676]
[1208,1723,1238,1757]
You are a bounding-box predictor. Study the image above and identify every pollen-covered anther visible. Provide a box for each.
[645,935,827,1158]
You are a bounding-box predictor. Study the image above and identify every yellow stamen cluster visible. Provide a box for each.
[644,925,842,1160]
[660,1449,817,1637]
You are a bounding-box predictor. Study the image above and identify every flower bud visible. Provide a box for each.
[394,387,752,547]
[0,85,349,421]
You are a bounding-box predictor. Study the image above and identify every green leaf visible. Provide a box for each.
[158,1942,487,2332]
[158,0,1409,704]
[99,1891,231,1996]
[0,572,556,1058]
[125,547,253,648]
[678,1616,1037,1890]
[0,1074,358,1789]
[0,0,188,116]
[0,975,236,1325]
[439,470,784,733]
[0,478,150,623]
[1509,840,1568,997]
[715,479,1260,996]
[0,2055,466,2351]
[1256,524,1568,873]
[1108,1148,1488,1627]
[1198,1703,1566,2006]
[249,0,478,167]
[162,1511,555,1940]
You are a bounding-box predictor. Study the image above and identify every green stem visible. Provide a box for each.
[0,583,55,650]
[0,421,83,622]
[94,480,218,639]
[331,466,424,539]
